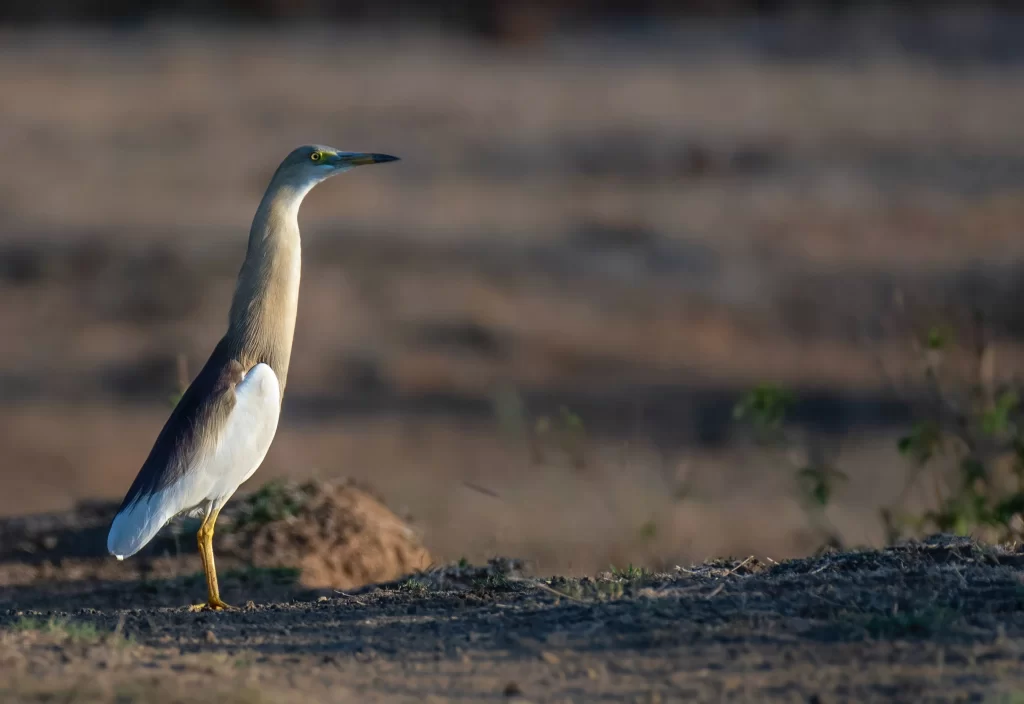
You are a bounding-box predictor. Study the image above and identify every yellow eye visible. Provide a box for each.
[310,152,322,162]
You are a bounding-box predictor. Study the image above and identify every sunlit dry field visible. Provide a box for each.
[1,26,1024,570]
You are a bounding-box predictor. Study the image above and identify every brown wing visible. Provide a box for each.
[114,338,245,513]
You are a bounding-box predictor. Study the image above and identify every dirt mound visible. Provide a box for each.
[221,479,433,590]
[0,478,433,601]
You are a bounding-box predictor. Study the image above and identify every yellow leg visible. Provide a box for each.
[190,506,231,611]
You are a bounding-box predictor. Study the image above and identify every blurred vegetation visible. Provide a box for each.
[736,314,1024,549]
[8,616,133,646]
[734,383,846,548]
[884,319,1024,544]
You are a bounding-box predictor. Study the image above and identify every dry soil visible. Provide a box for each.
[2,530,1024,703]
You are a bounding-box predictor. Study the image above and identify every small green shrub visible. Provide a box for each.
[736,314,1024,549]
[733,383,845,547]
[232,479,308,530]
[8,617,120,644]
[887,320,1024,543]
[733,383,795,439]
[532,406,588,470]
[609,564,652,583]
[399,578,428,596]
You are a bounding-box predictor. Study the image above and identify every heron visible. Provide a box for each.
[106,145,399,610]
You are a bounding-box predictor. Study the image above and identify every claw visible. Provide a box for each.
[188,599,233,612]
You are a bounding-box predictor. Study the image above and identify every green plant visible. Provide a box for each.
[637,519,658,542]
[609,564,652,583]
[732,383,795,439]
[399,577,428,596]
[886,317,1024,543]
[232,479,307,530]
[896,421,944,465]
[733,383,846,547]
[471,573,515,592]
[7,616,132,645]
[531,405,588,470]
[796,464,849,508]
[493,390,592,471]
[547,576,625,601]
[11,617,99,640]
[988,693,1024,704]
[735,313,1024,548]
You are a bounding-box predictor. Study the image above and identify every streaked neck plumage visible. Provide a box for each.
[226,177,315,398]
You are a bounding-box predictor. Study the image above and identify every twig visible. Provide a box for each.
[110,612,127,642]
[332,591,367,606]
[526,579,586,604]
[461,481,502,499]
[722,555,755,578]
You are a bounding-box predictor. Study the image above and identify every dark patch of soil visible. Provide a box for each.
[2,524,1024,701]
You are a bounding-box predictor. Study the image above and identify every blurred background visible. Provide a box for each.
[1,0,1024,573]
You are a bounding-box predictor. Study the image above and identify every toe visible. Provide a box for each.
[187,600,233,612]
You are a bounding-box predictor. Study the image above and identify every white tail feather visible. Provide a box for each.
[106,488,179,559]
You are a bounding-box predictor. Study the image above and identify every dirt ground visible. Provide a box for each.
[2,528,1024,703]
[2,20,1024,701]
[0,484,1023,702]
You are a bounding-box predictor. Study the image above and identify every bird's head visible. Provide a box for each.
[271,144,399,194]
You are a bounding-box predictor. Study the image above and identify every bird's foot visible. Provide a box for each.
[188,598,233,612]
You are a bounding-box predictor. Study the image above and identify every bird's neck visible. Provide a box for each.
[226,183,307,396]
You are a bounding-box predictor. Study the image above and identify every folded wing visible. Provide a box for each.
[107,343,280,559]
